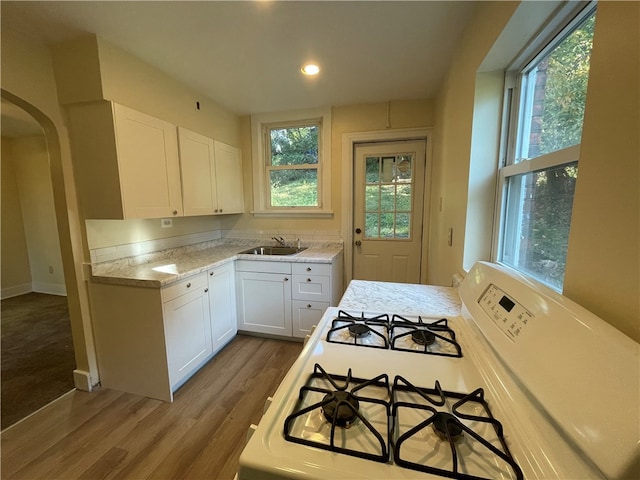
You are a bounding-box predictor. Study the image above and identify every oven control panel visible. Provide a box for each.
[479,284,534,342]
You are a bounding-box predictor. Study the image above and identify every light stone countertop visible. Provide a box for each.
[90,243,343,288]
[338,279,461,317]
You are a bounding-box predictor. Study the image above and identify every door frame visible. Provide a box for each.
[341,128,433,284]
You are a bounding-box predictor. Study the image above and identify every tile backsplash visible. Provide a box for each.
[90,229,342,264]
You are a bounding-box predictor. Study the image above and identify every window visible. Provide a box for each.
[266,121,320,208]
[497,4,596,291]
[251,109,331,216]
[364,155,413,239]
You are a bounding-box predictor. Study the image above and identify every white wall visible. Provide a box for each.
[1,137,32,298]
[563,1,640,342]
[430,2,517,286]
[9,135,67,295]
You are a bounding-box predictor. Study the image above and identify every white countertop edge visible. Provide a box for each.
[90,244,343,289]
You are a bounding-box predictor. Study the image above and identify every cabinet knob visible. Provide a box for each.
[307,304,312,308]
[209,271,214,276]
[306,267,312,272]
[220,209,223,213]
[214,209,219,213]
[307,278,311,282]
[173,210,178,216]
[186,283,191,288]
[204,288,208,293]
[284,277,289,281]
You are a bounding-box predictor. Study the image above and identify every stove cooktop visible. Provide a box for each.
[326,310,463,357]
[240,262,638,480]
[283,363,523,480]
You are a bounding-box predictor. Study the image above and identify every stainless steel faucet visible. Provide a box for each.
[272,236,287,247]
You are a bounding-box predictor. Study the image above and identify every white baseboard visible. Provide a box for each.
[73,369,95,392]
[32,281,67,296]
[1,282,32,300]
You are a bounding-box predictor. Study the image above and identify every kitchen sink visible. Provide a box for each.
[238,246,307,256]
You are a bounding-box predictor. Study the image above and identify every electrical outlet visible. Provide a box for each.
[161,218,173,228]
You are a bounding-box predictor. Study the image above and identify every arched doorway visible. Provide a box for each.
[1,97,76,429]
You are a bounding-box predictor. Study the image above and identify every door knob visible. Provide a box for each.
[355,240,362,246]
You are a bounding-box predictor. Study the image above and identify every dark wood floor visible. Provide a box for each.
[1,334,302,480]
[1,293,76,429]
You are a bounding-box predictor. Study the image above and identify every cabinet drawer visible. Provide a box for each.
[292,274,331,302]
[162,273,207,303]
[292,263,331,276]
[292,300,329,338]
[236,260,291,274]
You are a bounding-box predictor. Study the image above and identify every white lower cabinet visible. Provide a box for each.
[90,265,239,402]
[163,278,213,389]
[236,263,293,336]
[236,260,341,339]
[208,262,238,353]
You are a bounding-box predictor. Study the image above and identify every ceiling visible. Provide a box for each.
[1,1,477,116]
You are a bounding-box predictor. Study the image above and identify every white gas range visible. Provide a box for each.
[238,262,639,479]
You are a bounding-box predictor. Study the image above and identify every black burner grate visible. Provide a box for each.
[325,310,391,349]
[283,363,392,463]
[390,315,463,357]
[391,375,524,480]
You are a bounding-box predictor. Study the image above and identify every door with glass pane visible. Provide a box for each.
[353,141,426,283]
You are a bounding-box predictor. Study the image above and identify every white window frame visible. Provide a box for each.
[251,108,332,217]
[494,1,596,290]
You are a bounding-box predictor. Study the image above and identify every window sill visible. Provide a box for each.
[251,209,334,219]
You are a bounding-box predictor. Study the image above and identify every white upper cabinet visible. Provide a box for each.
[68,102,242,220]
[178,127,217,216]
[213,140,244,214]
[113,104,184,219]
[178,126,244,216]
[68,101,184,219]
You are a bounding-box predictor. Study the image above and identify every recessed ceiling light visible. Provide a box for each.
[301,63,320,76]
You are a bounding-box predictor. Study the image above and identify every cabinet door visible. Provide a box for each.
[112,104,183,219]
[208,263,237,352]
[236,271,292,336]
[213,140,244,214]
[164,286,213,389]
[292,300,329,338]
[178,127,217,216]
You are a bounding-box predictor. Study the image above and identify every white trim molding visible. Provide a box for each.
[1,282,32,300]
[251,107,332,216]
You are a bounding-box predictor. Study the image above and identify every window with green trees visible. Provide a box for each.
[498,4,596,291]
[265,121,321,207]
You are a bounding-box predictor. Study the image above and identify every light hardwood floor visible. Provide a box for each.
[1,335,302,480]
